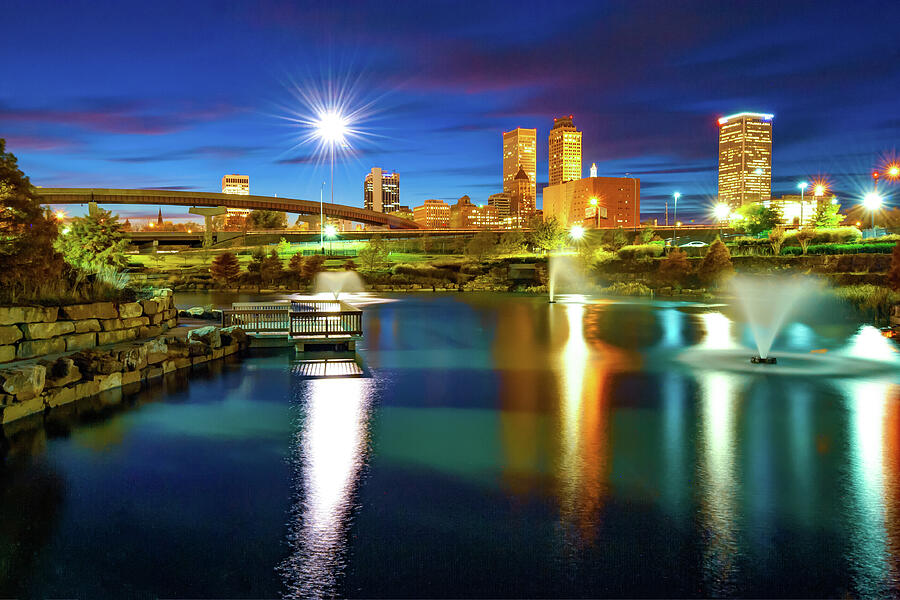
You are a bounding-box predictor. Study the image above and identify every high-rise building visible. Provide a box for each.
[413,199,451,229]
[222,174,251,216]
[502,128,536,202]
[510,167,535,220]
[548,115,582,186]
[488,192,512,218]
[717,112,773,208]
[364,167,400,213]
[543,176,640,229]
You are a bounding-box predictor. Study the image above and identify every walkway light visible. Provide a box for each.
[55,210,65,220]
[863,191,883,232]
[324,224,338,238]
[887,164,900,180]
[814,184,826,197]
[713,203,730,221]
[570,224,585,240]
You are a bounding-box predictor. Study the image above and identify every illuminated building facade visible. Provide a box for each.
[503,128,536,203]
[543,176,640,228]
[222,174,251,216]
[717,112,773,208]
[450,195,499,229]
[510,167,535,220]
[413,199,450,228]
[548,116,582,186]
[363,167,400,213]
[768,194,820,227]
[488,192,512,217]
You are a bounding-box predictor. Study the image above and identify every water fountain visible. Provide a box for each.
[547,255,589,303]
[314,271,365,300]
[730,275,820,364]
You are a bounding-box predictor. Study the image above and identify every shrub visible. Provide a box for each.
[888,242,900,292]
[301,254,326,281]
[728,237,770,256]
[658,248,691,286]
[768,228,786,256]
[697,239,733,285]
[833,284,899,319]
[602,282,652,296]
[781,243,895,256]
[617,244,664,260]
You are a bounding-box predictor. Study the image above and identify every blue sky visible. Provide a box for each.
[2,0,898,224]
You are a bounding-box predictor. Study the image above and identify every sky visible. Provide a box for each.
[2,0,898,224]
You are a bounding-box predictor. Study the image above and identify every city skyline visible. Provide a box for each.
[2,0,897,222]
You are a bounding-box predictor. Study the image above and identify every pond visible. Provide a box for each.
[2,292,899,598]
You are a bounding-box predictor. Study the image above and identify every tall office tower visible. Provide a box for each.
[510,167,535,219]
[363,167,400,213]
[413,199,451,229]
[717,112,773,208]
[488,192,512,218]
[548,115,582,186]
[222,174,251,216]
[502,127,536,202]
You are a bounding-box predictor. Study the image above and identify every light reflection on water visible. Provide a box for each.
[279,376,373,599]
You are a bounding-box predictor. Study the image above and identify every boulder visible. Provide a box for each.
[21,320,75,340]
[60,302,118,320]
[188,326,222,349]
[138,325,163,339]
[0,345,15,363]
[43,357,82,387]
[71,350,123,376]
[116,344,148,371]
[149,313,165,325]
[118,302,143,319]
[99,318,125,331]
[94,371,123,393]
[220,326,248,345]
[140,300,159,315]
[72,379,100,400]
[0,364,47,400]
[0,325,23,345]
[65,332,97,352]
[122,317,149,329]
[186,306,206,317]
[16,337,66,360]
[164,337,191,358]
[2,396,45,424]
[188,340,210,357]
[73,319,101,333]
[0,305,58,326]
[144,337,169,364]
[43,386,76,408]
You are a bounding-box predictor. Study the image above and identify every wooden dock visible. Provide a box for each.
[222,300,363,353]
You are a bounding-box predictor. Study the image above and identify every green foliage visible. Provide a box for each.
[735,202,782,235]
[55,207,130,273]
[697,238,733,285]
[781,242,897,256]
[616,244,664,260]
[658,248,692,287]
[466,231,497,260]
[813,201,844,228]
[358,235,389,270]
[783,226,862,246]
[276,237,291,254]
[833,284,899,319]
[639,226,655,243]
[0,139,66,296]
[768,228,786,255]
[261,250,283,284]
[248,210,287,229]
[728,236,771,256]
[496,231,526,255]
[612,226,628,250]
[796,228,816,255]
[301,254,325,281]
[527,216,566,253]
[209,252,241,285]
[601,281,653,296]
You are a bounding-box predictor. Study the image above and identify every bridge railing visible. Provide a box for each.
[223,300,362,338]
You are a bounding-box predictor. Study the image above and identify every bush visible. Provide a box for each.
[728,237,770,256]
[697,239,733,285]
[602,282,652,296]
[833,284,899,319]
[889,242,900,291]
[617,244,664,260]
[781,243,895,256]
[658,248,692,287]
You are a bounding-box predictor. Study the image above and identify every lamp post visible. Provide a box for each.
[589,197,599,228]
[797,181,808,227]
[324,223,338,255]
[863,191,883,234]
[713,203,730,237]
[671,192,680,249]
[314,110,349,255]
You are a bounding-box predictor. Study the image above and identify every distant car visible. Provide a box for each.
[679,241,708,248]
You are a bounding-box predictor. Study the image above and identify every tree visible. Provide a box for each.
[612,226,628,250]
[813,201,843,228]
[248,210,287,229]
[640,226,655,243]
[246,247,266,291]
[261,250,283,286]
[796,228,816,255]
[527,216,566,253]
[343,258,357,271]
[0,140,65,296]
[55,207,130,273]
[209,252,240,286]
[888,241,900,292]
[497,231,525,255]
[697,238,733,285]
[658,248,692,287]
[735,202,782,235]
[466,231,497,260]
[276,237,291,255]
[301,254,326,281]
[358,235,388,270]
[288,253,305,281]
[768,227,785,256]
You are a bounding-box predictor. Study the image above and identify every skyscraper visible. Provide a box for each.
[717,112,773,208]
[548,115,582,186]
[510,167,535,220]
[502,128,536,202]
[363,167,400,213]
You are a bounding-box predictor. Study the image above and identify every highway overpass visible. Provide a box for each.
[37,188,423,230]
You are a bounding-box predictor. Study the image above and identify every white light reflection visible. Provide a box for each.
[697,312,738,350]
[697,371,742,595]
[280,377,373,598]
[841,378,893,596]
[842,326,900,362]
[559,303,587,528]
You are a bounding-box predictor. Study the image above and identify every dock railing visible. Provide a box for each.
[222,299,362,338]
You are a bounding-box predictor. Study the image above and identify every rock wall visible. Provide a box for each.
[0,291,178,364]
[0,325,249,425]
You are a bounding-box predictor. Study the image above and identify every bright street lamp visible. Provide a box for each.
[797,181,808,227]
[887,164,900,180]
[713,203,730,237]
[814,184,826,197]
[863,191,883,232]
[589,197,598,228]
[314,109,349,254]
[570,224,585,241]
[671,192,680,248]
[55,210,66,221]
[324,224,338,238]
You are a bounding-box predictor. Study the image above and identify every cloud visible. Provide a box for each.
[109,145,263,163]
[3,134,81,152]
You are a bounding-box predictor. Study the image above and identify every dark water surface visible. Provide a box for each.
[2,292,900,598]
